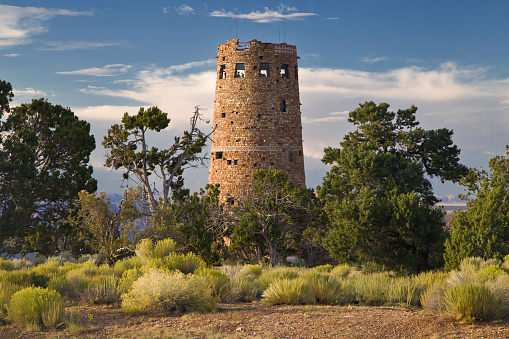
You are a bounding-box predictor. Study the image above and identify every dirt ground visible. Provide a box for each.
[1,303,509,338]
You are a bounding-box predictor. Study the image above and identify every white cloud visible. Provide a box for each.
[361,56,388,64]
[0,5,92,47]
[14,87,47,97]
[56,64,132,77]
[209,5,318,23]
[175,5,195,15]
[41,41,118,51]
[2,53,19,57]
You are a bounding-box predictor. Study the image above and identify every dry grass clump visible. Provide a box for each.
[443,284,501,322]
[330,264,351,279]
[194,267,231,302]
[262,277,315,305]
[121,269,215,315]
[256,267,299,290]
[303,272,343,305]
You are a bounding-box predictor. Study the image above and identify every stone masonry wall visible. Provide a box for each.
[208,39,305,201]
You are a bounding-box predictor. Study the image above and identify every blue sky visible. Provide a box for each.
[1,1,509,197]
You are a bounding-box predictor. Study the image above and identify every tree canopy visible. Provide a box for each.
[319,101,468,272]
[0,98,97,255]
[103,106,209,213]
[444,146,509,269]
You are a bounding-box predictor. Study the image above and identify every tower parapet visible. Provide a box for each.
[208,39,305,201]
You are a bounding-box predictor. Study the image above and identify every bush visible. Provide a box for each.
[304,272,343,305]
[80,275,120,305]
[47,276,76,300]
[443,284,501,323]
[0,269,49,287]
[113,256,143,277]
[387,277,423,306]
[256,267,299,290]
[226,275,260,302]
[195,268,231,302]
[240,264,263,278]
[8,287,64,330]
[135,238,177,260]
[330,264,351,279]
[421,284,446,312]
[0,281,24,322]
[313,264,334,273]
[118,268,144,295]
[0,257,15,271]
[121,269,215,315]
[148,252,205,274]
[477,265,506,282]
[262,278,315,305]
[346,273,391,305]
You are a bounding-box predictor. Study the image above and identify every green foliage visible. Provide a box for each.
[0,79,13,115]
[118,268,144,295]
[0,257,15,271]
[145,252,205,274]
[313,264,334,273]
[330,264,351,279]
[478,265,506,282]
[103,106,209,214]
[231,169,323,267]
[240,264,264,278]
[256,267,299,290]
[443,284,501,323]
[194,267,231,302]
[113,255,143,277]
[261,278,315,305]
[0,281,24,322]
[303,272,343,305]
[445,148,509,269]
[345,273,392,305]
[319,101,467,273]
[0,98,97,256]
[71,187,149,265]
[387,277,423,306]
[135,237,177,261]
[121,269,215,315]
[8,287,64,330]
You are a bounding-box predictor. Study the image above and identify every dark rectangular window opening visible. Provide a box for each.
[234,159,239,165]
[235,63,245,78]
[219,65,226,79]
[259,63,270,77]
[298,150,302,156]
[289,151,294,163]
[216,151,223,159]
[221,112,226,118]
[281,64,289,78]
[280,100,286,112]
[227,159,232,165]
[257,113,261,118]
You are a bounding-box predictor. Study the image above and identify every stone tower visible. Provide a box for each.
[208,39,305,200]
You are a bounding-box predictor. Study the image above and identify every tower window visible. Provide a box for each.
[235,63,245,78]
[221,112,226,118]
[259,63,270,77]
[281,64,289,78]
[227,160,232,165]
[219,65,226,79]
[216,151,223,159]
[234,159,239,165]
[280,100,286,112]
[257,113,261,118]
[289,151,293,163]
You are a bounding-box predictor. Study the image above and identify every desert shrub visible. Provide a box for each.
[387,277,423,306]
[148,252,205,274]
[256,267,299,290]
[121,269,215,315]
[262,278,315,305]
[0,269,49,287]
[195,268,231,302]
[135,238,154,260]
[303,272,343,305]
[113,256,143,277]
[47,276,76,300]
[77,254,98,264]
[32,261,64,281]
[0,281,25,322]
[152,238,178,258]
[487,274,509,317]
[443,284,501,323]
[240,264,263,278]
[330,264,351,279]
[226,275,260,302]
[118,268,144,295]
[80,275,119,304]
[477,265,506,282]
[313,264,334,273]
[459,257,484,273]
[0,257,15,271]
[46,251,74,265]
[412,270,448,289]
[8,287,64,330]
[346,273,391,305]
[421,284,446,312]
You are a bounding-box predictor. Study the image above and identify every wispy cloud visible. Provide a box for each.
[326,17,339,20]
[0,5,92,47]
[14,87,47,97]
[2,53,19,57]
[175,5,195,15]
[56,64,132,77]
[41,41,118,51]
[209,5,318,23]
[361,56,388,64]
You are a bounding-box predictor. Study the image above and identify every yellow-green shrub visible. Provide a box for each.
[262,278,315,305]
[443,284,501,323]
[147,252,205,274]
[194,267,231,302]
[304,272,343,305]
[256,267,299,290]
[331,264,351,279]
[8,287,64,330]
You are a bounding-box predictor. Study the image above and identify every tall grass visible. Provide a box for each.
[443,284,501,323]
[262,278,315,305]
[256,267,299,290]
[303,272,343,305]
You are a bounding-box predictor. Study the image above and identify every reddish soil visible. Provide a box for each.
[1,303,509,338]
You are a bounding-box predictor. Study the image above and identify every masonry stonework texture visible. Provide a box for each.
[208,39,305,200]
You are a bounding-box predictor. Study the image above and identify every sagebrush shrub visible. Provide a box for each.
[240,264,263,278]
[477,265,506,282]
[226,275,260,302]
[346,273,391,305]
[330,264,351,279]
[113,256,143,277]
[8,287,64,330]
[0,257,15,271]
[256,267,299,290]
[121,269,215,315]
[152,238,177,258]
[304,272,343,305]
[313,264,334,273]
[387,277,423,306]
[0,281,24,322]
[118,268,144,295]
[443,283,501,323]
[195,267,231,302]
[80,275,120,304]
[147,252,205,274]
[262,278,315,305]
